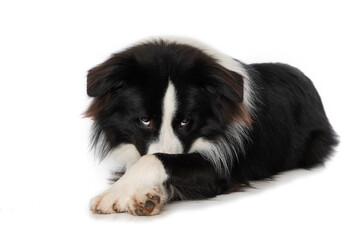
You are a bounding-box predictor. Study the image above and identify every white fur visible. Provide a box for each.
[108,143,141,170]
[189,123,250,175]
[90,154,168,214]
[147,81,183,154]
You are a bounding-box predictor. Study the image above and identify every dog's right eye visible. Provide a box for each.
[139,117,151,127]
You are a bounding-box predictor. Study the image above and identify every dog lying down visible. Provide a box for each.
[85,37,338,216]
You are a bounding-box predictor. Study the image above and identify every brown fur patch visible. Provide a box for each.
[238,104,253,127]
[218,100,252,127]
[83,92,111,120]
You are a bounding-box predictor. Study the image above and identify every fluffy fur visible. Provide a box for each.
[85,38,338,215]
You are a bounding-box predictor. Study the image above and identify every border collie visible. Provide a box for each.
[85,37,338,216]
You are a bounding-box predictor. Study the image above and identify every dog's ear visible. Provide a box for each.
[204,64,250,124]
[207,65,244,103]
[87,56,125,97]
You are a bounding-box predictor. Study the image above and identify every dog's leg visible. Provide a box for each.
[109,143,141,170]
[155,153,226,200]
[90,153,223,215]
[90,154,167,216]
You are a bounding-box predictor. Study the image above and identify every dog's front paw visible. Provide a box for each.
[89,189,126,214]
[125,187,164,216]
[90,154,168,216]
[90,186,165,216]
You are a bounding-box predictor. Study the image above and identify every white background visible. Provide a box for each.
[0,0,359,239]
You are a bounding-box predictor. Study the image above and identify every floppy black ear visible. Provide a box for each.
[203,64,248,123]
[208,65,244,103]
[87,57,125,97]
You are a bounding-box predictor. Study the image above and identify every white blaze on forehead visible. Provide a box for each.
[138,36,256,113]
[147,81,183,154]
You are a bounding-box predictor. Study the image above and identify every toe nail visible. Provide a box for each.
[135,208,145,216]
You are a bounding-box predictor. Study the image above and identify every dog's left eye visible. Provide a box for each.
[180,119,189,128]
[140,117,151,127]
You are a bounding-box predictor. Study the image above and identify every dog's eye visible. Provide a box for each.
[180,119,189,128]
[140,117,151,127]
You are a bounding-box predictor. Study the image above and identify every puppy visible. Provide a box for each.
[85,38,338,216]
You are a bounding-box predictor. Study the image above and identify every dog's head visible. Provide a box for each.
[85,39,252,159]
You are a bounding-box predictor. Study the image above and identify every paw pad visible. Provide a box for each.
[130,193,162,216]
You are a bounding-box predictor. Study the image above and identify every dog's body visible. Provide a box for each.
[86,38,338,215]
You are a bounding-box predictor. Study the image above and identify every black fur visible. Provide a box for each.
[86,39,338,202]
[230,63,338,183]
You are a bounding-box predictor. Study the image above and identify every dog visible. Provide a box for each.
[85,37,338,216]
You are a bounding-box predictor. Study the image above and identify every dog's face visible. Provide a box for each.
[85,40,247,157]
